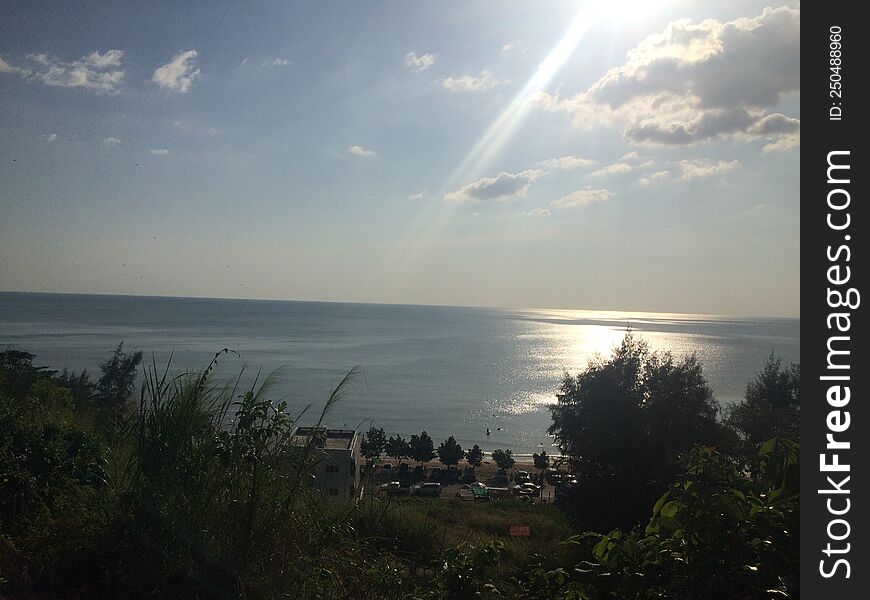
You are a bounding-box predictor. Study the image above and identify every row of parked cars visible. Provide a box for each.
[378,481,442,497]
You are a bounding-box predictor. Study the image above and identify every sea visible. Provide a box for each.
[0,292,799,454]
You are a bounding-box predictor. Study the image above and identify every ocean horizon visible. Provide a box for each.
[0,291,800,454]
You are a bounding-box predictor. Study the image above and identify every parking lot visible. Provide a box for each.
[369,464,560,505]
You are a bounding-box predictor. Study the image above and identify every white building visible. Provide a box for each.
[290,427,362,501]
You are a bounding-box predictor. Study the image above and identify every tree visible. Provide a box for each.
[436,436,464,468]
[385,435,410,466]
[410,431,436,466]
[361,426,386,461]
[491,449,515,470]
[56,368,94,409]
[466,444,484,468]
[0,350,55,400]
[95,342,143,416]
[533,450,549,478]
[518,439,799,599]
[726,354,800,449]
[548,331,724,528]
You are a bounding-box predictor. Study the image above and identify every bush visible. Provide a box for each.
[517,439,800,599]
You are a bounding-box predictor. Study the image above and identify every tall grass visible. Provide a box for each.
[107,352,375,597]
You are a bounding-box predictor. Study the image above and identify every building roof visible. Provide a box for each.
[290,427,358,450]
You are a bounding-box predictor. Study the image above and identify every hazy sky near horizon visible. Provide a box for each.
[0,1,800,317]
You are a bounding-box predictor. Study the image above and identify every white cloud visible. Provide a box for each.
[6,50,125,93]
[84,50,123,68]
[532,6,800,149]
[42,133,59,142]
[404,52,436,71]
[348,145,377,158]
[267,58,291,67]
[518,207,551,217]
[0,55,30,76]
[408,191,428,200]
[102,137,121,148]
[501,42,527,56]
[440,71,500,93]
[762,135,800,153]
[620,151,641,161]
[537,155,595,171]
[445,169,543,203]
[677,159,739,180]
[551,188,613,209]
[152,50,200,93]
[636,170,672,186]
[746,112,800,152]
[590,162,633,177]
[150,148,170,155]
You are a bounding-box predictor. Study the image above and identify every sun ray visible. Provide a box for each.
[377,4,603,290]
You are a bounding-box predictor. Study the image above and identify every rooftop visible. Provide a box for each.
[290,427,358,450]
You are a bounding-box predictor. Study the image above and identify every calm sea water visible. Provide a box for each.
[0,292,799,454]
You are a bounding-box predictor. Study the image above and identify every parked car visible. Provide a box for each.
[456,484,475,500]
[455,482,488,501]
[413,482,442,497]
[378,481,408,496]
[545,470,564,485]
[514,470,530,484]
[512,482,541,497]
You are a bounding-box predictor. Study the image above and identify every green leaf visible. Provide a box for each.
[660,500,682,519]
[652,491,671,516]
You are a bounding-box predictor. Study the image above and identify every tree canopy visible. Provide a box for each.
[436,436,464,468]
[410,431,436,465]
[361,426,386,460]
[95,342,142,415]
[548,331,725,527]
[385,435,410,465]
[726,354,800,449]
[533,450,549,473]
[491,449,515,470]
[466,444,484,468]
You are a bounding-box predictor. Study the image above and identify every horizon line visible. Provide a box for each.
[0,288,800,321]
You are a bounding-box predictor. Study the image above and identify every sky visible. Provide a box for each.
[0,1,800,317]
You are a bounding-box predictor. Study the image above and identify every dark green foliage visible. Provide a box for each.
[0,391,105,534]
[386,435,411,465]
[94,342,143,415]
[533,450,549,474]
[0,350,55,401]
[0,372,107,597]
[1,348,409,599]
[56,368,94,408]
[420,541,504,600]
[517,439,800,599]
[491,449,515,470]
[0,342,799,599]
[548,331,725,528]
[410,430,437,465]
[726,354,800,449]
[361,425,387,460]
[437,435,464,468]
[466,444,484,468]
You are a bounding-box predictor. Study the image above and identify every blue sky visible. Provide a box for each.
[0,1,800,316]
